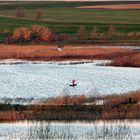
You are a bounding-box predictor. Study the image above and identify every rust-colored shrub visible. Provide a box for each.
[12,25,52,42]
[30,25,52,41]
[12,27,31,42]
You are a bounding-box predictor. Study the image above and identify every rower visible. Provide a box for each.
[70,79,77,87]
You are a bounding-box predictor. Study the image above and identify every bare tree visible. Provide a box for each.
[108,24,117,37]
[16,7,25,18]
[36,9,43,20]
[90,26,99,39]
[78,25,87,39]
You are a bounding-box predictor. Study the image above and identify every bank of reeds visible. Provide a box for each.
[110,52,140,67]
[0,91,140,121]
[0,44,136,62]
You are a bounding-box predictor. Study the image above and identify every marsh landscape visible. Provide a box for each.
[0,0,140,139]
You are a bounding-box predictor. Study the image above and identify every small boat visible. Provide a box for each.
[69,79,77,87]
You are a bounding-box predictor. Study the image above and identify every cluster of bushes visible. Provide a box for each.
[2,24,140,44]
[3,24,140,44]
[11,25,52,43]
[9,25,73,43]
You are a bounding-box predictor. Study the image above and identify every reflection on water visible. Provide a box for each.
[0,121,139,139]
[27,122,132,139]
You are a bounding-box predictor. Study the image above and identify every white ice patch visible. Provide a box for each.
[0,60,139,101]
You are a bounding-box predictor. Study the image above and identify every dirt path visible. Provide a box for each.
[76,4,140,9]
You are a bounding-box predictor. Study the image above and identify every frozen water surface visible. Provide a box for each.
[0,121,140,139]
[0,60,140,99]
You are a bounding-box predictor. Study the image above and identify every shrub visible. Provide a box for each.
[12,27,31,42]
[30,25,52,41]
[12,25,52,42]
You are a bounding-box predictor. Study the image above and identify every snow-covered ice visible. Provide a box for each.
[0,59,139,100]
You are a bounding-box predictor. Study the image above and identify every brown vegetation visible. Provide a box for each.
[16,7,25,18]
[110,51,140,67]
[0,111,32,121]
[0,44,136,62]
[90,26,99,39]
[36,9,43,20]
[45,95,86,105]
[103,91,140,105]
[12,25,53,42]
[5,25,140,45]
[78,25,87,39]
[0,91,140,121]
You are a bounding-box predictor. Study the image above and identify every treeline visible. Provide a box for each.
[4,24,140,44]
[78,25,140,40]
[6,25,72,44]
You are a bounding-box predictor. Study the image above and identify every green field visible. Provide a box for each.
[0,1,140,42]
[1,8,140,24]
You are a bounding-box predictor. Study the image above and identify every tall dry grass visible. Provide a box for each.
[0,91,140,121]
[0,44,134,61]
[110,52,140,67]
